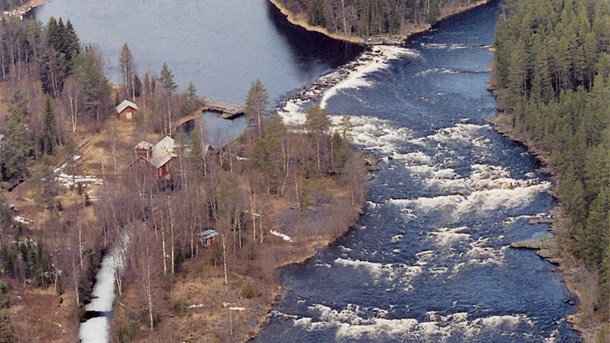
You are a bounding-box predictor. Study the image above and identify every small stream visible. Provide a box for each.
[79,238,127,343]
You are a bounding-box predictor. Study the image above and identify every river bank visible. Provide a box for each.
[488,113,599,342]
[3,0,44,19]
[268,0,495,46]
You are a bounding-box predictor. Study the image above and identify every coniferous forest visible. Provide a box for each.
[273,0,486,38]
[495,0,610,330]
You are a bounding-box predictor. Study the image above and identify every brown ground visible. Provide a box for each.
[111,171,363,342]
[9,288,79,342]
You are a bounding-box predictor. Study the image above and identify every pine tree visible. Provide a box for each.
[245,80,268,137]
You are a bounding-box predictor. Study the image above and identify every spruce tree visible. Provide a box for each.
[159,62,177,94]
[245,80,268,137]
[41,96,57,156]
[0,95,33,182]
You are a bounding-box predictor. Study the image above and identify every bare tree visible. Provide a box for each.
[119,43,136,100]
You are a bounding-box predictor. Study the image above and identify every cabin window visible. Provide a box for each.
[126,111,132,120]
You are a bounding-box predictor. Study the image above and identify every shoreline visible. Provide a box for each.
[488,113,596,342]
[268,0,495,46]
[3,0,44,19]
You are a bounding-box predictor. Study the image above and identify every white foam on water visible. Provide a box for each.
[404,151,434,165]
[390,181,549,222]
[416,67,458,77]
[429,226,470,247]
[421,43,449,49]
[466,245,508,267]
[320,45,419,109]
[334,258,395,281]
[349,116,413,155]
[366,201,381,209]
[411,123,489,147]
[293,304,535,341]
[391,234,403,243]
[278,98,308,127]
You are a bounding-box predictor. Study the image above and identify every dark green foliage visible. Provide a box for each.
[0,194,12,232]
[245,79,269,137]
[189,130,206,178]
[41,96,58,155]
[40,17,80,97]
[274,0,479,37]
[249,113,287,194]
[496,0,610,318]
[0,279,9,309]
[117,320,141,343]
[180,82,199,116]
[0,239,53,288]
[242,280,254,299]
[0,90,34,182]
[159,62,177,94]
[0,309,15,343]
[71,47,112,122]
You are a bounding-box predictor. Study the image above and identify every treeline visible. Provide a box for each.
[273,0,483,38]
[0,0,28,11]
[495,0,610,328]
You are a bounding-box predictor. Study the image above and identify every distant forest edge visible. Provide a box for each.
[0,0,28,11]
[269,0,493,42]
[494,0,609,338]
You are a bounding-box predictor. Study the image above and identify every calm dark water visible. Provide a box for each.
[35,0,579,341]
[256,2,581,342]
[33,0,362,103]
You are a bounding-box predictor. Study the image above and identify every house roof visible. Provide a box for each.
[149,136,176,169]
[116,100,138,114]
[197,229,219,240]
[135,141,153,150]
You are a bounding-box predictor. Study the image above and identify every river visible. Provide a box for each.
[35,0,579,342]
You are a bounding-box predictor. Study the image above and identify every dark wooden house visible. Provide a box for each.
[129,136,177,181]
[116,100,138,122]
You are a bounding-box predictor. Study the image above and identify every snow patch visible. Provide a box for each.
[270,230,293,242]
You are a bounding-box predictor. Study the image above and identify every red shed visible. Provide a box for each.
[116,100,138,122]
[129,137,177,182]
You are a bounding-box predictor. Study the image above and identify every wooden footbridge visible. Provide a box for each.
[173,97,247,129]
[201,97,246,119]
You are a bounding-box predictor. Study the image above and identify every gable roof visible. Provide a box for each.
[135,141,153,150]
[197,229,219,240]
[116,100,138,114]
[149,136,176,169]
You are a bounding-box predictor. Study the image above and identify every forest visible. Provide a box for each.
[272,0,486,38]
[0,1,28,12]
[0,9,367,343]
[494,0,610,337]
